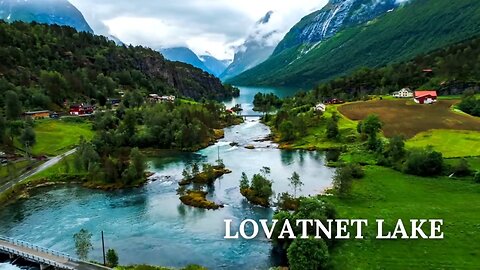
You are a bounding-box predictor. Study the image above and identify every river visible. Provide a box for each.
[0,86,334,270]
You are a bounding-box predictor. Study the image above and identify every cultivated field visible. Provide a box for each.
[338,100,480,138]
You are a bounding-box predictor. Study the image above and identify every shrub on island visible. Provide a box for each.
[239,168,274,207]
[179,190,223,210]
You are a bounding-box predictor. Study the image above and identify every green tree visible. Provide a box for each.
[288,171,303,198]
[384,135,406,163]
[182,167,192,180]
[361,114,383,150]
[5,90,22,120]
[279,120,295,141]
[287,237,329,270]
[39,70,68,105]
[20,126,36,158]
[333,165,355,197]
[403,147,444,176]
[326,118,339,139]
[73,229,93,261]
[192,163,200,175]
[239,172,249,190]
[130,147,146,179]
[106,248,119,267]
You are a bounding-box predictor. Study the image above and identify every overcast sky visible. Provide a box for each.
[70,0,328,59]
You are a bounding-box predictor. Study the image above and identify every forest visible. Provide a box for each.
[0,20,239,114]
[312,35,480,101]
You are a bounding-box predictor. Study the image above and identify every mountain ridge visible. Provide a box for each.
[0,0,93,33]
[228,0,480,88]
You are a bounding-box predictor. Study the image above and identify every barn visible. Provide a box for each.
[414,91,438,104]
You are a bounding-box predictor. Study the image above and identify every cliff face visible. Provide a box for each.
[273,0,398,55]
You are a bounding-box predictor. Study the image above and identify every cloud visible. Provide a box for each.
[69,0,327,59]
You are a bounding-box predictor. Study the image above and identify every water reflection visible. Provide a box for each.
[0,87,334,269]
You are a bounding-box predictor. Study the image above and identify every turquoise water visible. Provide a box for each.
[223,86,303,115]
[0,87,334,269]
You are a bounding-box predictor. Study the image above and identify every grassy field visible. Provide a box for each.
[286,105,358,150]
[328,166,480,269]
[29,119,94,156]
[338,100,480,138]
[406,130,480,158]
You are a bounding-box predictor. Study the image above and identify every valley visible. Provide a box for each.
[1,0,480,269]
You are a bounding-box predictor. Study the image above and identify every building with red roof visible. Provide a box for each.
[414,90,438,104]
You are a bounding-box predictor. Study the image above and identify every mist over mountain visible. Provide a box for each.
[228,0,480,88]
[0,0,93,33]
[220,11,279,80]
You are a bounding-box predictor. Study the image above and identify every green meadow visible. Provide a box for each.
[406,130,480,158]
[29,119,94,156]
[327,166,480,269]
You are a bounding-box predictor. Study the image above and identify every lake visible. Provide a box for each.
[0,86,334,269]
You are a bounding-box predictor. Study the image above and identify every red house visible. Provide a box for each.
[414,91,438,104]
[70,104,94,115]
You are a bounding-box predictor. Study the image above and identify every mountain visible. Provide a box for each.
[199,55,230,77]
[272,0,398,56]
[220,11,278,80]
[0,21,238,106]
[160,47,211,73]
[228,0,480,88]
[0,0,93,33]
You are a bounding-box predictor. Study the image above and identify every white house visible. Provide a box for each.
[314,103,326,113]
[392,88,414,98]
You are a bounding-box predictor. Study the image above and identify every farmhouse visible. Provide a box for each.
[69,104,94,115]
[148,94,176,103]
[24,110,49,119]
[324,98,345,105]
[314,103,326,112]
[392,88,413,98]
[414,91,438,104]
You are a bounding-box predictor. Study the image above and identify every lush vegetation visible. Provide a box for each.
[177,161,229,210]
[239,167,274,207]
[0,20,238,115]
[458,92,480,116]
[229,0,480,88]
[406,130,480,158]
[327,166,480,269]
[28,119,94,156]
[252,92,283,113]
[270,197,336,269]
[93,101,239,152]
[179,190,223,210]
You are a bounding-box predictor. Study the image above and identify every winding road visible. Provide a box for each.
[0,148,77,193]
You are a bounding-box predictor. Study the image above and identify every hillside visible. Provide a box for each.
[0,21,238,111]
[228,0,480,88]
[313,35,480,99]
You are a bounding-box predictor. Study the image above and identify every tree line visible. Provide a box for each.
[0,20,239,115]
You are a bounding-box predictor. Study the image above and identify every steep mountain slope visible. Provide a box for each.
[220,11,277,80]
[199,55,230,77]
[160,47,211,74]
[0,0,93,33]
[229,0,480,88]
[0,21,237,106]
[273,0,398,56]
[313,35,480,100]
